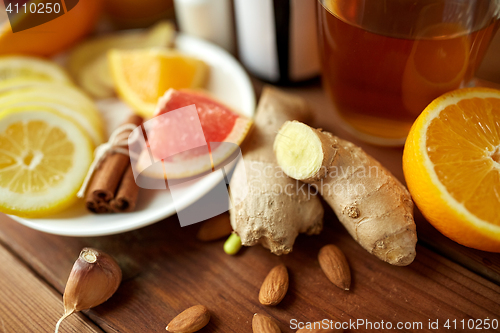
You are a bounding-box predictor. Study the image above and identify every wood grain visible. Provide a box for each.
[415,210,500,284]
[0,211,499,333]
[0,241,102,333]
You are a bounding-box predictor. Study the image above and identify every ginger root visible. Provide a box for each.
[229,88,324,255]
[274,121,417,265]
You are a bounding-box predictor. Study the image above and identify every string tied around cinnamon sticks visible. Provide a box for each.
[78,115,144,213]
[77,123,139,198]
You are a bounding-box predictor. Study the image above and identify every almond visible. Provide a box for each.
[296,320,343,332]
[196,213,233,241]
[252,313,281,333]
[318,244,351,291]
[258,264,288,306]
[166,305,210,333]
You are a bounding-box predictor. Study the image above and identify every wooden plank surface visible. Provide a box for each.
[0,211,499,333]
[0,241,103,333]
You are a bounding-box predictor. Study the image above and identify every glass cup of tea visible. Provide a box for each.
[317,0,500,145]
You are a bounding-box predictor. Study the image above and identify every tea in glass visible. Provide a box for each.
[318,0,500,145]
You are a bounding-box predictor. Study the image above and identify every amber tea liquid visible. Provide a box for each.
[318,0,499,144]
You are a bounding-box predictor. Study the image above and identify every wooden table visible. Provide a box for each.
[1,79,500,332]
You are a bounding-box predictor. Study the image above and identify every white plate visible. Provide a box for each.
[8,34,255,236]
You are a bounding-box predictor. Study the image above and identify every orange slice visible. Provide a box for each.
[68,21,175,98]
[403,87,500,252]
[108,48,209,117]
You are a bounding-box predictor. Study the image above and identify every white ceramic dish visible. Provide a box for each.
[8,33,255,236]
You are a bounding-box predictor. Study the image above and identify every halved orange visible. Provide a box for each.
[0,0,102,57]
[403,87,500,252]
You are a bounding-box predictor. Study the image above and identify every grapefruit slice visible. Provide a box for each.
[136,89,253,179]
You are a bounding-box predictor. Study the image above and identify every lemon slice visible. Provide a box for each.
[79,54,116,99]
[0,82,104,142]
[108,48,209,117]
[0,101,104,146]
[0,80,97,112]
[0,78,74,95]
[0,109,93,218]
[0,56,72,84]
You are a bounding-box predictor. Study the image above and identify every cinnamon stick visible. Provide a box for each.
[110,165,139,212]
[85,115,143,213]
[87,200,112,214]
[88,152,129,202]
[96,201,112,214]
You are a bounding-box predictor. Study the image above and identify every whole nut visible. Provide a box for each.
[166,305,210,333]
[259,264,289,306]
[252,313,281,333]
[318,244,351,291]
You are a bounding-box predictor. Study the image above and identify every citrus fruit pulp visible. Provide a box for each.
[108,48,209,118]
[403,87,500,252]
[136,89,252,179]
[0,109,93,218]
